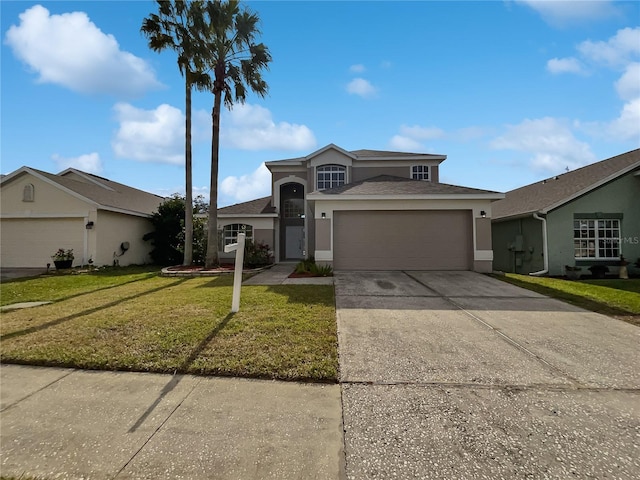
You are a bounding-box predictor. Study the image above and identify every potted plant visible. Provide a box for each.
[52,248,74,270]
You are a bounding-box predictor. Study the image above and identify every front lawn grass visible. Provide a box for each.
[0,268,338,382]
[493,274,640,325]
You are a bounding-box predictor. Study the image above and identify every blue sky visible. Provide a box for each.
[2,0,639,207]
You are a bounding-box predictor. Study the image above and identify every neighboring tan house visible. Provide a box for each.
[218,143,504,272]
[491,149,640,277]
[0,166,165,268]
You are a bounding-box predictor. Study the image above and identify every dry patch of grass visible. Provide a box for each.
[0,269,338,381]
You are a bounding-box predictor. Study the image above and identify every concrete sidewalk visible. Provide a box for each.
[0,366,344,480]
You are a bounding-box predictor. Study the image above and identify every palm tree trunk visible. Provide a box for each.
[205,88,222,268]
[183,74,193,265]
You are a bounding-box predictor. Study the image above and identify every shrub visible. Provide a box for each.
[295,256,332,276]
[244,240,272,268]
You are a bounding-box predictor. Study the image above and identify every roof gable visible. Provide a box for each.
[218,196,276,216]
[308,175,503,198]
[1,166,164,217]
[492,149,640,220]
[265,144,447,170]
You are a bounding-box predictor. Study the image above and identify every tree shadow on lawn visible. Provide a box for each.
[128,312,236,433]
[496,276,640,326]
[1,272,159,308]
[195,277,335,307]
[0,278,189,341]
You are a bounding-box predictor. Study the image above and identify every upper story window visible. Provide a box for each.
[317,165,346,190]
[574,219,620,259]
[22,183,35,202]
[411,165,430,181]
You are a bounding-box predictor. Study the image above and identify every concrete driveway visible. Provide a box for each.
[336,270,640,479]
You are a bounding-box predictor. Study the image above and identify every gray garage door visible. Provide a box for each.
[0,218,85,268]
[333,210,472,270]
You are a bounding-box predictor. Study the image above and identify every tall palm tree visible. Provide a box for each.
[141,0,210,265]
[201,0,271,268]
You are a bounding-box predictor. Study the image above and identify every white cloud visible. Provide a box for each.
[221,104,316,151]
[607,97,640,142]
[577,27,640,68]
[399,125,445,140]
[346,78,377,98]
[491,117,596,171]
[4,5,160,97]
[52,152,102,173]
[388,123,491,151]
[112,103,185,164]
[515,0,619,27]
[349,64,365,73]
[388,135,424,152]
[546,57,587,75]
[220,163,271,203]
[616,63,640,101]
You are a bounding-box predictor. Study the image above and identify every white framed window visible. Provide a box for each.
[411,165,430,181]
[317,165,346,190]
[221,224,253,246]
[574,219,620,259]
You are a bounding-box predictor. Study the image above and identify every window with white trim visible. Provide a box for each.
[317,165,345,190]
[221,224,253,246]
[573,219,620,259]
[411,165,430,181]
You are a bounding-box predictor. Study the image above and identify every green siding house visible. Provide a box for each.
[491,149,640,277]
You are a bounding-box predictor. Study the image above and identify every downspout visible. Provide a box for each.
[530,212,548,276]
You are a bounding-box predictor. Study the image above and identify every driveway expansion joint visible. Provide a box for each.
[340,380,640,393]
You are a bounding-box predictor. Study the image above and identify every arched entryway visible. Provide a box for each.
[280,182,305,260]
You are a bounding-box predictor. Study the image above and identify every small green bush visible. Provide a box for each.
[295,256,332,276]
[244,240,272,268]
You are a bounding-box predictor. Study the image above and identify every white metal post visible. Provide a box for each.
[224,232,245,313]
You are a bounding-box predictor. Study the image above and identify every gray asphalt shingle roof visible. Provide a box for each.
[311,175,502,196]
[492,149,640,220]
[27,167,164,216]
[218,196,275,215]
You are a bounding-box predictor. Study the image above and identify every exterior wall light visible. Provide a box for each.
[480,211,486,218]
[86,221,94,229]
[321,212,326,218]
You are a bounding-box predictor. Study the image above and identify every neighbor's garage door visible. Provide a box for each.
[0,218,85,268]
[333,210,472,270]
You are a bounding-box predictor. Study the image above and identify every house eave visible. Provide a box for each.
[216,213,278,218]
[491,211,541,223]
[307,193,505,201]
[99,206,153,218]
[540,161,640,214]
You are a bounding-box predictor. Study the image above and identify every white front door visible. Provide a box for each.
[285,226,304,259]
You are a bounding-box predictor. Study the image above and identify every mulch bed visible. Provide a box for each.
[165,264,235,273]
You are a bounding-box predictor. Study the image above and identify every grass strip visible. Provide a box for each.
[493,274,640,325]
[0,269,338,381]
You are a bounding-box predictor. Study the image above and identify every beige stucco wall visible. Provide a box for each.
[311,198,495,271]
[315,218,331,251]
[1,173,94,217]
[95,210,154,266]
[308,150,353,168]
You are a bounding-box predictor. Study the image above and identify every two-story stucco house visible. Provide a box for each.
[218,144,504,272]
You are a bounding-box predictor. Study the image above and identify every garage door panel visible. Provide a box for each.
[333,210,471,271]
[1,218,85,268]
